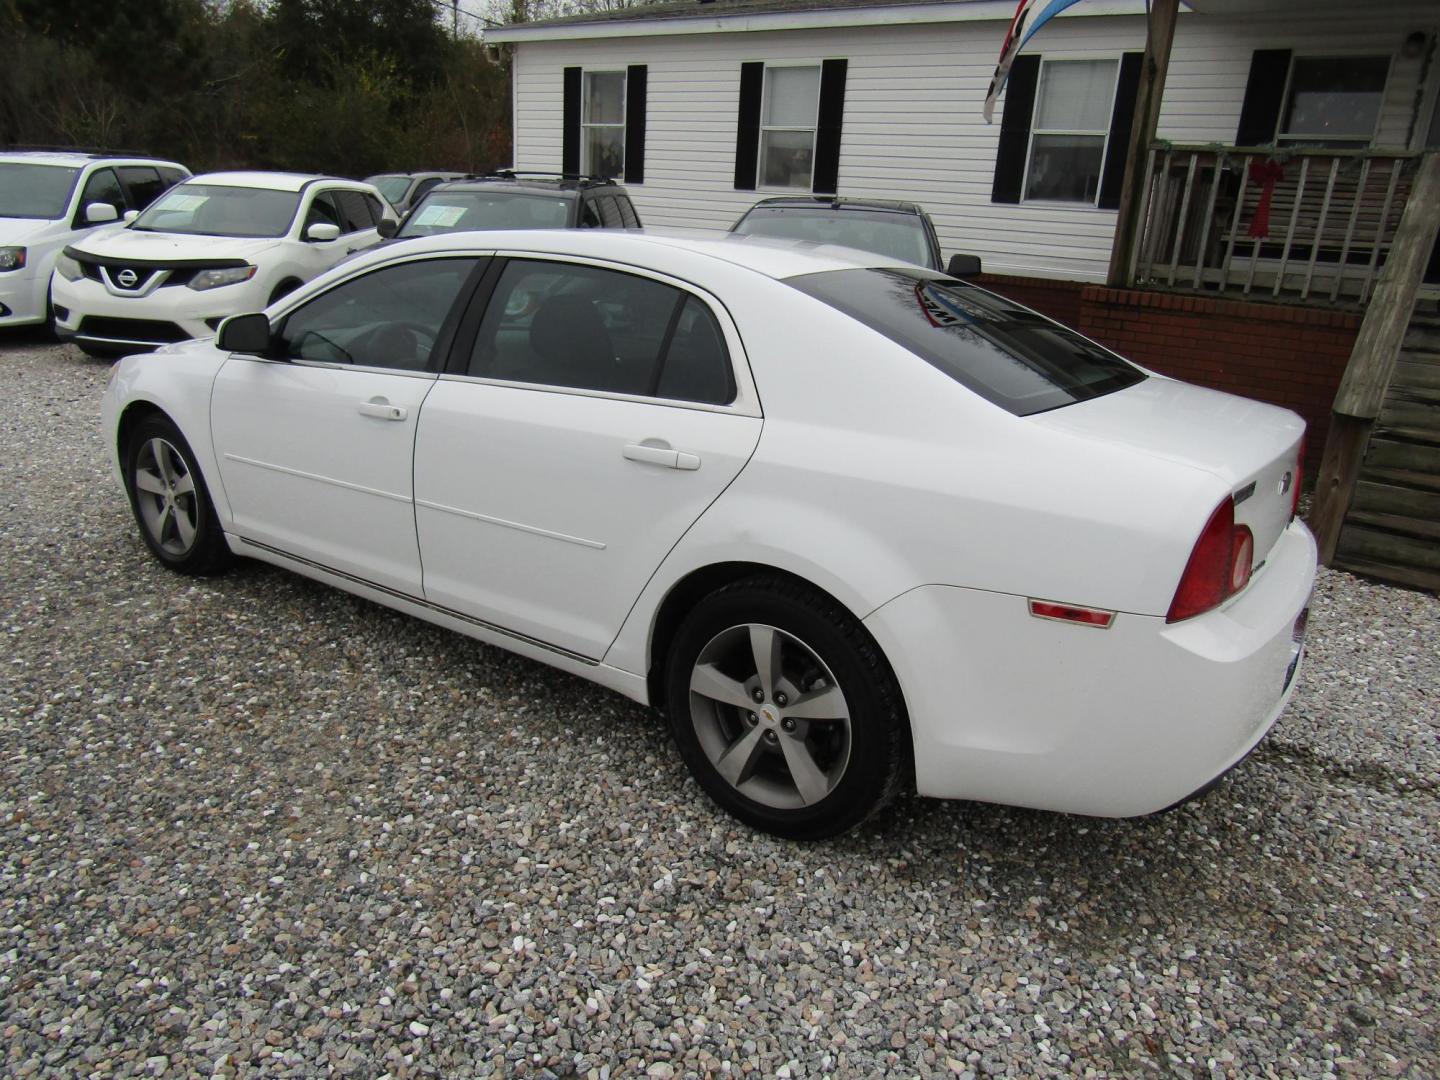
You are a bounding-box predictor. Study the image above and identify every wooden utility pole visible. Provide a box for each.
[1310,152,1440,563]
[1105,0,1179,288]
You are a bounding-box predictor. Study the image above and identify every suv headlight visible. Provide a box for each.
[188,265,257,291]
[54,252,83,281]
[0,247,26,272]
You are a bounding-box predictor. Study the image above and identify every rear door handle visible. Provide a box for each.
[623,443,700,470]
[358,399,407,421]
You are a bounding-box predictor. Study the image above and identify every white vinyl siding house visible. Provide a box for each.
[491,1,1438,284]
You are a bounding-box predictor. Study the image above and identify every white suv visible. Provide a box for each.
[0,151,189,330]
[52,171,395,355]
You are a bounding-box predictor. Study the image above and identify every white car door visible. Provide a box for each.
[289,188,380,278]
[211,255,484,594]
[413,256,763,660]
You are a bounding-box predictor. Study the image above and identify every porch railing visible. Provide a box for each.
[1131,144,1423,306]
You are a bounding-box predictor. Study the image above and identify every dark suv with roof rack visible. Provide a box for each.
[383,171,643,240]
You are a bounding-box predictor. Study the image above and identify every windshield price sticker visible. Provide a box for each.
[414,204,466,227]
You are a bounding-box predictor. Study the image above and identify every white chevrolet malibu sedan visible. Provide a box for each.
[100,230,1315,839]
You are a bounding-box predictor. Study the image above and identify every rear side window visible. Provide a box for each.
[468,259,735,405]
[118,166,164,210]
[616,197,640,228]
[787,267,1144,416]
[158,167,188,190]
[596,196,624,228]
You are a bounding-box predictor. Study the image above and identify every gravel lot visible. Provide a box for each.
[1,335,1437,1079]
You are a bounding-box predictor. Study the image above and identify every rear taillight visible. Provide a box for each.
[1167,498,1255,623]
[1291,436,1305,520]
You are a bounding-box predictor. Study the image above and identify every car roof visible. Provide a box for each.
[356,227,909,281]
[184,171,348,192]
[0,150,185,169]
[746,196,928,216]
[368,171,466,182]
[433,172,623,197]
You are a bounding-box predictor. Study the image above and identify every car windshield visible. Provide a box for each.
[131,183,302,238]
[371,176,412,204]
[735,207,935,269]
[397,191,572,237]
[0,163,82,219]
[788,267,1146,416]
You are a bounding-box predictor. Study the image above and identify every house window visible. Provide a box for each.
[583,70,626,178]
[1024,58,1119,204]
[759,65,821,190]
[1278,56,1389,146]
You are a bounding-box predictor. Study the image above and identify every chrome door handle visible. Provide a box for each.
[623,443,701,471]
[358,399,407,421]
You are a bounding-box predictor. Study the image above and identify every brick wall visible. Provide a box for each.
[976,275,1361,460]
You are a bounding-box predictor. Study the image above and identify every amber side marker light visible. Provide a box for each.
[1028,600,1115,628]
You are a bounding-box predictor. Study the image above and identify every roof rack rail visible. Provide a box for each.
[477,169,618,186]
[3,144,162,159]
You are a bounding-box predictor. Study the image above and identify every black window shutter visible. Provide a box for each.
[562,66,582,175]
[1098,51,1143,210]
[990,54,1040,204]
[1235,49,1292,146]
[734,61,764,191]
[625,65,647,184]
[813,58,848,195]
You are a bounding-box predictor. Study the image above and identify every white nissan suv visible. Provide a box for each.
[52,171,394,355]
[0,151,189,330]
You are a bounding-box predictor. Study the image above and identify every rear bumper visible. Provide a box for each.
[863,520,1317,817]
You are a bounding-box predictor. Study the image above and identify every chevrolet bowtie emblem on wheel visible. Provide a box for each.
[116,268,139,288]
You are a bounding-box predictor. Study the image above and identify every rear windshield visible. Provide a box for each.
[397,191,573,237]
[788,268,1145,416]
[131,183,301,238]
[0,163,81,219]
[735,207,935,269]
[371,176,411,204]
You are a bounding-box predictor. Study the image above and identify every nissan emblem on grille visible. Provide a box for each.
[116,268,139,288]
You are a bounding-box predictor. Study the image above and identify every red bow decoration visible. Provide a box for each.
[1247,160,1285,239]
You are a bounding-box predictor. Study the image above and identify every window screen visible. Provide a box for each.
[1025,59,1118,204]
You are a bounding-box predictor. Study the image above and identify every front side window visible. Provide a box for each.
[1279,56,1389,146]
[583,71,626,178]
[397,191,573,237]
[1025,58,1119,204]
[0,164,80,219]
[277,257,479,372]
[78,168,125,219]
[787,267,1144,416]
[133,184,301,238]
[468,259,734,404]
[760,66,820,190]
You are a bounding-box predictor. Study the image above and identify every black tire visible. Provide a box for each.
[665,575,908,840]
[268,279,301,306]
[77,341,124,359]
[123,415,233,575]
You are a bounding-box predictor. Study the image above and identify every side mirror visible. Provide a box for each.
[216,312,272,355]
[84,202,120,225]
[946,253,982,278]
[306,222,341,242]
[122,209,140,223]
[376,218,398,239]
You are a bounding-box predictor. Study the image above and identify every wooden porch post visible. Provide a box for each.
[1105,0,1180,288]
[1310,151,1440,564]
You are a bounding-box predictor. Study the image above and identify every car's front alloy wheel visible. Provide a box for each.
[124,416,231,575]
[666,577,908,839]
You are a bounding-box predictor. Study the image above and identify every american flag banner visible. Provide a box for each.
[982,0,1089,122]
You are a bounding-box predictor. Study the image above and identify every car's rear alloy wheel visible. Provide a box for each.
[125,416,232,575]
[666,577,907,839]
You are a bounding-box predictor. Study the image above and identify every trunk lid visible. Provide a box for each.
[1030,375,1306,566]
